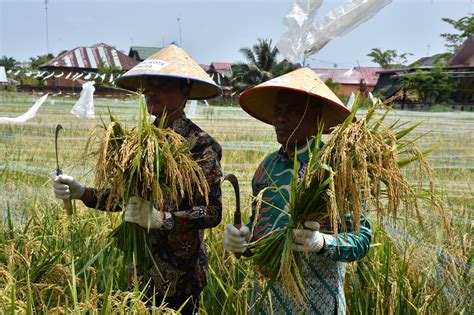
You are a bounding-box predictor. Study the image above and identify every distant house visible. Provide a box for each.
[409,53,452,67]
[207,62,232,87]
[128,46,162,62]
[313,67,383,96]
[39,43,139,90]
[203,62,234,99]
[373,36,474,110]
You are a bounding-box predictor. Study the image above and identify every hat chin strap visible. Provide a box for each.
[164,98,188,120]
[168,103,185,117]
[283,97,310,154]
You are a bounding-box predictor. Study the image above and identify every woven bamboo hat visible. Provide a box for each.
[116,44,221,100]
[239,67,351,133]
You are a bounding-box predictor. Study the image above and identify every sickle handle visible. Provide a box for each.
[233,212,242,259]
[222,174,242,259]
[63,199,73,216]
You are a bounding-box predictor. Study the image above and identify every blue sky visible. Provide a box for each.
[0,0,472,68]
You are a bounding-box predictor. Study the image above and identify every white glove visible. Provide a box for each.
[124,196,164,229]
[50,172,85,200]
[292,221,325,253]
[224,224,250,253]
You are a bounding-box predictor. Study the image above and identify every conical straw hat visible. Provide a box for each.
[239,67,351,133]
[116,44,221,100]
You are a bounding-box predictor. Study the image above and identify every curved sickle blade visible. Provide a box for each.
[222,174,242,258]
[222,174,241,226]
[55,124,64,175]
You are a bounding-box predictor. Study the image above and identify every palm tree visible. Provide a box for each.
[0,56,19,71]
[231,38,297,94]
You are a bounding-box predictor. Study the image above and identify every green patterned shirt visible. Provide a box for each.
[248,139,372,314]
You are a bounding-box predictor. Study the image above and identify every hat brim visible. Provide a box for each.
[116,73,222,100]
[239,85,351,134]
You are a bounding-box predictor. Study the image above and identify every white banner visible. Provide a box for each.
[0,94,49,124]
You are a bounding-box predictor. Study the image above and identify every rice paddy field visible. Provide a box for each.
[0,92,472,314]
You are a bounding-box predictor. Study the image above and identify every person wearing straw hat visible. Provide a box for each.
[224,67,372,314]
[51,44,223,314]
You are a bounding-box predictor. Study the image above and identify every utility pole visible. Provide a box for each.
[45,0,50,54]
[177,17,182,47]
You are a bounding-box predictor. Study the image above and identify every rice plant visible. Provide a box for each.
[87,95,209,274]
[0,92,471,313]
[248,96,449,308]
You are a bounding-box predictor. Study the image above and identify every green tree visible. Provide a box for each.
[29,54,54,69]
[367,48,413,69]
[97,62,125,87]
[0,55,19,71]
[440,14,474,52]
[231,38,298,93]
[25,54,55,85]
[399,63,453,104]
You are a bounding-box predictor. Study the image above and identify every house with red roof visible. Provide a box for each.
[39,43,139,90]
[313,66,383,96]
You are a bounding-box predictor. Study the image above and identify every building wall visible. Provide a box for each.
[336,84,376,96]
[43,67,93,90]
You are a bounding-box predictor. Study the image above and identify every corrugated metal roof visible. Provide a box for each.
[210,62,232,71]
[313,66,383,86]
[40,43,139,70]
[128,46,162,61]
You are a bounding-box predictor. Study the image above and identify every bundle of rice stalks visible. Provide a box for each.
[249,96,448,309]
[89,96,209,271]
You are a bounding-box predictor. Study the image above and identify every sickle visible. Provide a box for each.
[55,124,73,215]
[222,174,242,258]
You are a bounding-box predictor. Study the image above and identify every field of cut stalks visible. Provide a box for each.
[0,92,472,314]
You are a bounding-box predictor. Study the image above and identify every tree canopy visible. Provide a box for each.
[0,56,19,71]
[367,48,412,69]
[231,38,298,94]
[441,14,474,52]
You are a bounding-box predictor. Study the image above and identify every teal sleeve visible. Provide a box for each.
[322,214,372,262]
[246,172,258,235]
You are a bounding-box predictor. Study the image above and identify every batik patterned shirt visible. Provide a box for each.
[247,139,372,315]
[84,114,223,298]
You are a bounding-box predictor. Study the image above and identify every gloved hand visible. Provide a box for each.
[125,196,164,229]
[224,224,250,253]
[292,221,325,253]
[50,172,85,200]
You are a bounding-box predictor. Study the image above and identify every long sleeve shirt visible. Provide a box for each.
[82,114,223,298]
[247,140,372,314]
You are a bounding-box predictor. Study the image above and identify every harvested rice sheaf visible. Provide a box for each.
[89,97,209,271]
[249,96,449,309]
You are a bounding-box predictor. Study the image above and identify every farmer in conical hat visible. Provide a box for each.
[51,44,223,313]
[224,67,372,314]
